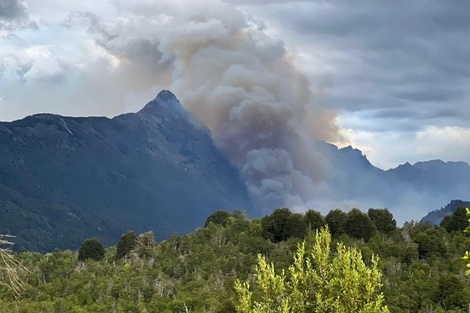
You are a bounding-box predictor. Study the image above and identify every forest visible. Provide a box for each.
[0,206,470,313]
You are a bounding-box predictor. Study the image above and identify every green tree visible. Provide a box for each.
[345,208,375,241]
[303,209,326,233]
[462,208,470,275]
[115,231,138,260]
[135,231,156,258]
[325,209,347,236]
[285,213,306,240]
[78,238,105,261]
[205,210,231,227]
[441,206,468,233]
[261,208,301,243]
[434,275,468,310]
[235,228,389,313]
[368,208,397,234]
[414,227,447,259]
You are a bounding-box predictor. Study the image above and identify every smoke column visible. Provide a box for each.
[81,0,340,212]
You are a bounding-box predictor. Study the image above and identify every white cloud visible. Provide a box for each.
[23,57,63,82]
[340,126,470,170]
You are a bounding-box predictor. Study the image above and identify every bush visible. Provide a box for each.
[78,238,105,261]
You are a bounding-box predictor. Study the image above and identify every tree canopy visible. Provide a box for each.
[0,207,469,312]
[77,238,105,261]
[235,227,389,313]
[115,231,138,260]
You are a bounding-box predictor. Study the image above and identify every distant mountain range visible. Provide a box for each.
[0,90,468,251]
[317,142,470,223]
[0,91,253,251]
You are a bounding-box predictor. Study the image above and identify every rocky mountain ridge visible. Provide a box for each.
[0,90,468,250]
[0,91,254,251]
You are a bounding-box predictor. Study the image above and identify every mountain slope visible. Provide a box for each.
[420,199,470,225]
[0,91,254,251]
[315,141,470,222]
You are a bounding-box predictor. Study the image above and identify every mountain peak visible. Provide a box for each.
[138,90,184,116]
[413,159,445,169]
[155,90,178,102]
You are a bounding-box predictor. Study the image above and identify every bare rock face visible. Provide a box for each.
[0,90,254,251]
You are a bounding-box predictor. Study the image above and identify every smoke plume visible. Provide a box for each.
[80,0,340,212]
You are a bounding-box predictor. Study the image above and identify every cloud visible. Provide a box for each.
[239,0,470,130]
[0,0,27,20]
[340,126,470,170]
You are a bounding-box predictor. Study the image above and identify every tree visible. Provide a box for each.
[235,228,389,313]
[135,231,156,258]
[115,231,138,260]
[462,208,470,275]
[78,238,105,261]
[441,206,468,233]
[345,208,375,241]
[205,210,231,227]
[434,275,468,310]
[368,208,397,234]
[303,209,326,232]
[325,209,347,236]
[414,227,447,259]
[261,208,305,243]
[285,213,306,240]
[0,234,27,301]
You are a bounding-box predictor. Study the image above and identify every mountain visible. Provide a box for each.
[420,200,470,225]
[315,142,387,201]
[1,90,468,251]
[315,141,470,223]
[0,90,254,252]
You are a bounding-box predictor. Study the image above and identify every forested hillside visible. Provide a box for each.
[0,91,254,251]
[0,207,469,312]
[421,200,470,225]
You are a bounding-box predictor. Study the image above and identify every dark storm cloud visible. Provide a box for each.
[393,87,462,103]
[257,0,470,130]
[0,0,37,31]
[0,0,27,20]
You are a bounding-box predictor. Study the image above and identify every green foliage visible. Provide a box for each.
[0,185,110,252]
[115,231,137,260]
[1,208,470,312]
[414,227,447,259]
[235,228,389,313]
[303,209,326,232]
[134,231,156,258]
[441,206,468,233]
[462,208,470,276]
[77,238,105,261]
[261,208,306,243]
[434,275,470,310]
[368,208,397,234]
[205,210,231,227]
[345,208,375,241]
[325,209,347,236]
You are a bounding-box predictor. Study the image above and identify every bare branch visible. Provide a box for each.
[0,234,28,301]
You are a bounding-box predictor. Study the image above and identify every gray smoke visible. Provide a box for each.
[75,0,340,213]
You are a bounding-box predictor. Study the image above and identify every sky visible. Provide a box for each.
[1,0,470,171]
